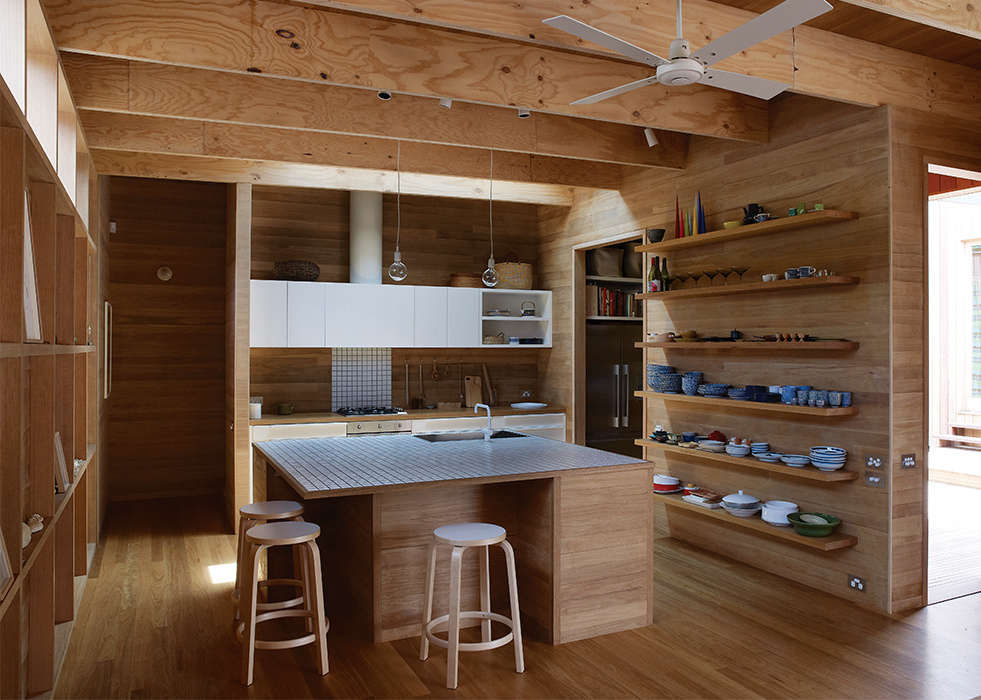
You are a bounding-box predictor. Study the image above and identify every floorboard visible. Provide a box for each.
[928,480,981,604]
[54,496,981,698]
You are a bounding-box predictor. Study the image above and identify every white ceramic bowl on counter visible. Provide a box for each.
[761,500,799,526]
[725,443,752,457]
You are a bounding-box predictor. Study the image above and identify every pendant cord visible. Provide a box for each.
[395,141,402,253]
[489,149,495,260]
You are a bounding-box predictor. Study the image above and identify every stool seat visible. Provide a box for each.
[434,522,506,547]
[247,521,320,546]
[240,500,304,520]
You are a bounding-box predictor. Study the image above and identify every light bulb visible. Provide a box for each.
[388,249,408,281]
[482,256,499,287]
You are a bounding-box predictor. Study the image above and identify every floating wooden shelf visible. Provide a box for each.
[585,275,644,284]
[635,391,858,417]
[638,275,859,301]
[481,316,547,321]
[586,316,642,322]
[636,440,858,482]
[635,210,858,254]
[635,340,860,352]
[658,494,859,551]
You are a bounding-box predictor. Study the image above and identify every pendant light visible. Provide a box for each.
[387,141,408,282]
[481,149,499,288]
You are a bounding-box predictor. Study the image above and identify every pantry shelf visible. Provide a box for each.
[636,440,858,482]
[635,391,858,417]
[658,494,859,551]
[635,210,858,254]
[635,341,860,352]
[638,275,859,301]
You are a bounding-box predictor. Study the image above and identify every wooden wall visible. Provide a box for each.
[888,108,981,612]
[538,95,895,611]
[106,177,227,500]
[251,186,540,286]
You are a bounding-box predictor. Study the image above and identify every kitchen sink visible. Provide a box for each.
[413,430,527,442]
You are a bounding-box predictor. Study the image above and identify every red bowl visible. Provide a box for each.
[653,483,678,492]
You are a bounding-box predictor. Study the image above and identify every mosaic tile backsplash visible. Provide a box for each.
[331,348,393,408]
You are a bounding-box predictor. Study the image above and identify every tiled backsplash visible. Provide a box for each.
[331,348,393,408]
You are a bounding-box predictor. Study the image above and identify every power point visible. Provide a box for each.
[109,220,117,234]
[865,471,885,488]
[866,455,883,468]
[902,453,917,469]
[848,575,866,592]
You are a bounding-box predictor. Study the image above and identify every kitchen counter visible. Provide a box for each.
[254,433,642,498]
[250,404,566,426]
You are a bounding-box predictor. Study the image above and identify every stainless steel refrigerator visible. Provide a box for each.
[585,321,643,457]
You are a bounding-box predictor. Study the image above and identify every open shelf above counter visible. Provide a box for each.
[635,210,858,254]
[635,340,860,352]
[636,440,858,482]
[635,391,858,417]
[638,275,859,301]
[657,494,858,551]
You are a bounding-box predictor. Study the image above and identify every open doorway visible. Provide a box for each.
[926,163,981,604]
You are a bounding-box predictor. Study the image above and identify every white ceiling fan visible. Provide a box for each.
[543,0,832,102]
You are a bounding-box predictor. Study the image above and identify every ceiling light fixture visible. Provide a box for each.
[439,97,453,109]
[377,90,393,101]
[387,141,408,282]
[482,150,499,288]
[644,127,659,147]
[517,108,531,118]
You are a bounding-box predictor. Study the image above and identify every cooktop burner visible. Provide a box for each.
[335,406,406,417]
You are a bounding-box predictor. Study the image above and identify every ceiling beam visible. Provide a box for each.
[89,149,581,205]
[78,110,638,189]
[61,53,689,170]
[838,0,980,39]
[42,0,768,141]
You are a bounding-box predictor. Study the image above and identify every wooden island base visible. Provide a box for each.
[254,453,653,645]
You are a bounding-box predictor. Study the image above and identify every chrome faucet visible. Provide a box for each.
[474,403,492,441]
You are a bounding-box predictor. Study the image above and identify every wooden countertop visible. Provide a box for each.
[250,405,566,426]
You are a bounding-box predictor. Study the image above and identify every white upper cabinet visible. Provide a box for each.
[250,280,288,347]
[287,282,326,348]
[324,283,414,348]
[447,288,481,347]
[413,286,448,347]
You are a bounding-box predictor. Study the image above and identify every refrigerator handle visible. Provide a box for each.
[612,364,621,428]
[622,363,630,428]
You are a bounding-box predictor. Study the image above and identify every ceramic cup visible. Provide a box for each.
[829,391,843,407]
[762,273,777,282]
[816,398,826,408]
[807,390,819,407]
[785,268,800,280]
[841,391,853,407]
[816,390,829,404]
[682,431,696,442]
[798,265,816,278]
[780,385,798,404]
[682,375,700,396]
[797,389,809,404]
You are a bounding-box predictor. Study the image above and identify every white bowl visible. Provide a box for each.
[813,462,846,472]
[653,473,680,486]
[723,504,761,518]
[762,500,799,526]
[725,444,751,457]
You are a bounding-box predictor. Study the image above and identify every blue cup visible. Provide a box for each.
[785,268,800,280]
[841,391,852,407]
[829,391,843,407]
[807,390,818,407]
[682,431,696,442]
[796,385,812,392]
[797,389,809,404]
[816,390,829,404]
[682,375,700,396]
[780,385,797,404]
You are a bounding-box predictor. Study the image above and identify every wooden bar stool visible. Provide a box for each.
[238,521,329,686]
[419,522,524,690]
[233,500,305,619]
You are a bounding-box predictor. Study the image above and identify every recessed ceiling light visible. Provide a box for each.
[377,90,392,101]
[439,97,453,109]
[517,108,531,118]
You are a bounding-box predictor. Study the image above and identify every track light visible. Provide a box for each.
[517,108,531,119]
[439,97,453,109]
[644,127,658,147]
[377,90,392,101]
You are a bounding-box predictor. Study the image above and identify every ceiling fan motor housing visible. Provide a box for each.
[656,58,705,86]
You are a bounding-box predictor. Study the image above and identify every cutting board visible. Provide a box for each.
[464,376,482,407]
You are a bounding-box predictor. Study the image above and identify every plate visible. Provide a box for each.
[653,487,682,494]
[510,402,547,409]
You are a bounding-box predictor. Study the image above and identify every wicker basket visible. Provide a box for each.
[496,262,533,289]
[273,260,320,281]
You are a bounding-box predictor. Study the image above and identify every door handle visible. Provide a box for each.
[612,364,621,428]
[622,363,630,428]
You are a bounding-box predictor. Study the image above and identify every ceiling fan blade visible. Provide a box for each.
[700,68,789,99]
[570,75,660,105]
[542,15,669,68]
[692,0,832,67]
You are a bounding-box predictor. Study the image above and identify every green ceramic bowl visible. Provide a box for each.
[786,512,841,537]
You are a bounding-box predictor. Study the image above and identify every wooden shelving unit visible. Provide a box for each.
[638,275,860,301]
[635,391,858,416]
[657,494,858,551]
[635,210,858,254]
[636,440,858,482]
[586,316,642,322]
[635,340,860,352]
[585,275,643,284]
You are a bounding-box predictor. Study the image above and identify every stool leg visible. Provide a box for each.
[241,543,266,686]
[500,540,524,673]
[297,543,313,633]
[446,546,464,690]
[234,515,251,617]
[479,544,491,643]
[305,540,329,676]
[419,538,437,661]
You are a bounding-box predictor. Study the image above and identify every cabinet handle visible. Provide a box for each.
[622,363,630,428]
[612,364,621,428]
[103,301,112,399]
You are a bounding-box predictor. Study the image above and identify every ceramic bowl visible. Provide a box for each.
[780,454,811,467]
[762,273,777,282]
[652,373,683,393]
[646,228,667,243]
[725,444,752,457]
[723,504,761,518]
[787,512,842,537]
[722,490,761,508]
[754,452,783,462]
[722,221,742,230]
[762,500,799,526]
[653,474,680,486]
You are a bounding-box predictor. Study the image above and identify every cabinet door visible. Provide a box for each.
[287,282,326,347]
[447,288,480,347]
[325,283,414,347]
[250,280,287,347]
[413,286,447,347]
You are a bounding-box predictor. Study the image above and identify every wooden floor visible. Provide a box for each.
[55,496,981,699]
[928,480,981,604]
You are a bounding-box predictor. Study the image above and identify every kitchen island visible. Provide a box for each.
[252,434,652,644]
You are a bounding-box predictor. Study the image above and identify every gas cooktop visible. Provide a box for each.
[335,406,406,417]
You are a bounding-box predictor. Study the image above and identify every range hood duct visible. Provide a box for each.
[349,191,383,284]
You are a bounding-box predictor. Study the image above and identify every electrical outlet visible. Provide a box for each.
[864,471,885,488]
[866,455,883,469]
[109,220,117,234]
[902,453,917,469]
[848,575,866,592]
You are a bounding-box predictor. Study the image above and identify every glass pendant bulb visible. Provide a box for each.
[388,249,408,282]
[482,256,499,287]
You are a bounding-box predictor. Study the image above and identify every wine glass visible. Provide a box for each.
[675,271,691,288]
[733,266,750,283]
[720,266,735,285]
[704,269,719,287]
[689,271,704,288]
